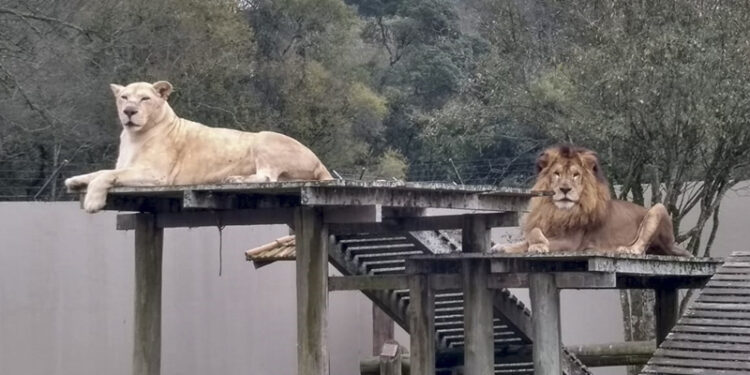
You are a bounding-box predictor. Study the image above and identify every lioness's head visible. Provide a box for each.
[110,81,174,132]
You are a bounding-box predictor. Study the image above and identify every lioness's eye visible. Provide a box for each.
[554,172,560,177]
[573,173,580,178]
[120,95,127,100]
[141,97,150,101]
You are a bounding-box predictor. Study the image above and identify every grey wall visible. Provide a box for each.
[1,185,748,375]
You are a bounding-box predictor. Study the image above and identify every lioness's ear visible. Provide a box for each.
[110,84,124,97]
[153,81,173,100]
[536,151,550,174]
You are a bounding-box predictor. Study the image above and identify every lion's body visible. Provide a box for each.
[66,81,332,213]
[493,145,690,256]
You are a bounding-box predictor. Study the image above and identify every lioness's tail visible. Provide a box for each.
[315,163,334,181]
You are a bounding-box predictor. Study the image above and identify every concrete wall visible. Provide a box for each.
[1,185,748,375]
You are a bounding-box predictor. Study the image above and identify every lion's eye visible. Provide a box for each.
[573,173,580,178]
[120,95,128,100]
[141,97,150,101]
[554,172,560,177]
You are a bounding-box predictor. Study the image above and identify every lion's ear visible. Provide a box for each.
[153,81,173,100]
[110,84,124,97]
[581,151,601,175]
[536,151,550,174]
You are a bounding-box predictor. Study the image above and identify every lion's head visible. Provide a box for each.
[523,145,611,237]
[109,81,174,132]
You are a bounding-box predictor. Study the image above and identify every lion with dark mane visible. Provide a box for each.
[492,145,691,256]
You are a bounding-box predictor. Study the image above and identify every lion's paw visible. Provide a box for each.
[223,175,246,184]
[65,176,88,190]
[528,243,550,253]
[83,191,107,213]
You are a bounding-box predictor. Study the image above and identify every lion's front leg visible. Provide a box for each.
[616,203,671,255]
[526,228,551,253]
[65,170,108,190]
[490,240,529,253]
[83,169,161,213]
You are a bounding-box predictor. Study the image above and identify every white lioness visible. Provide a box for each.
[65,81,333,213]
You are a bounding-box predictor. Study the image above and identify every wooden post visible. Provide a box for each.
[654,288,679,345]
[133,213,164,375]
[373,305,395,355]
[408,273,435,375]
[295,207,329,375]
[462,215,493,375]
[379,341,403,375]
[529,273,561,375]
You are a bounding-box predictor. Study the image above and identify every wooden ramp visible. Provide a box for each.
[641,251,750,375]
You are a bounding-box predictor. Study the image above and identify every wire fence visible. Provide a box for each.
[0,157,537,201]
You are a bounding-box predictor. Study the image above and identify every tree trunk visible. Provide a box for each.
[619,289,655,375]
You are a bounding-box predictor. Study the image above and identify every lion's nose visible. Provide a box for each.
[124,108,138,117]
[560,187,571,194]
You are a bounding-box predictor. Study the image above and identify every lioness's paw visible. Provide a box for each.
[528,243,550,253]
[83,191,107,213]
[223,175,246,184]
[489,244,505,253]
[65,176,87,190]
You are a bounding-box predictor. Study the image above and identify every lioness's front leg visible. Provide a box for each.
[616,203,671,255]
[490,240,529,253]
[83,169,161,213]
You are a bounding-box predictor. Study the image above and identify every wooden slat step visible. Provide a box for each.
[685,309,750,319]
[666,332,750,344]
[697,294,750,303]
[661,340,750,353]
[642,365,750,374]
[672,324,750,335]
[691,302,750,311]
[700,287,750,296]
[714,267,750,274]
[706,281,750,288]
[648,357,750,370]
[655,348,750,361]
[679,317,750,328]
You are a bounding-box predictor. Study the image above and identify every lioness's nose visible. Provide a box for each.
[560,187,572,194]
[124,108,138,117]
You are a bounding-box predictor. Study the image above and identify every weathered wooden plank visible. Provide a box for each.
[706,280,750,288]
[714,267,750,274]
[300,185,532,211]
[132,214,163,375]
[183,190,300,210]
[685,309,750,319]
[485,272,617,289]
[328,212,518,235]
[328,275,409,291]
[655,348,750,361]
[408,274,435,375]
[642,365,750,375]
[116,208,294,230]
[567,340,654,367]
[461,215,493,375]
[700,287,750,296]
[655,288,679,345]
[661,340,750,353]
[649,357,750,370]
[711,274,750,281]
[672,324,750,335]
[666,332,750,344]
[679,317,750,328]
[697,294,750,303]
[691,302,750,311]
[295,207,329,375]
[529,272,561,375]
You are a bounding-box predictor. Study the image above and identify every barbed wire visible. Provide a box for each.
[0,157,537,201]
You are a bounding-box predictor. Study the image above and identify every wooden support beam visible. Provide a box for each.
[529,273,562,375]
[328,275,409,291]
[116,208,294,230]
[655,288,680,345]
[132,214,163,375]
[408,274,435,375]
[461,214,494,375]
[328,212,517,235]
[373,309,395,357]
[182,190,300,210]
[295,207,329,375]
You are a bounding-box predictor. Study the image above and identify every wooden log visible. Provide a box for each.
[295,207,329,375]
[567,341,655,367]
[379,341,403,375]
[461,214,493,375]
[529,272,561,375]
[655,288,679,345]
[133,214,164,375]
[408,274,435,375]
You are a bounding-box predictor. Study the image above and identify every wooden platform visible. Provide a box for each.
[641,251,750,375]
